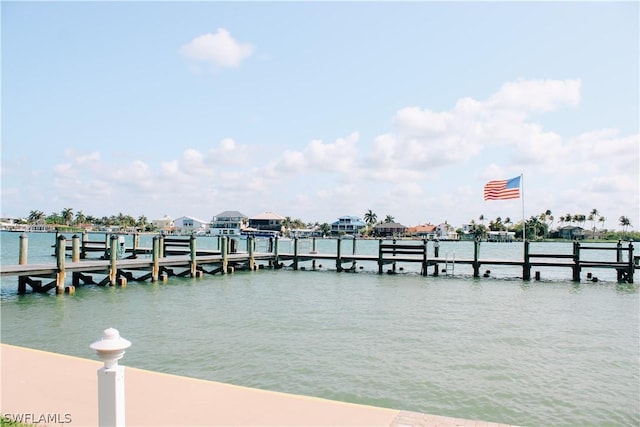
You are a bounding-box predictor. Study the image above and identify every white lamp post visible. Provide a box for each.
[90,328,131,427]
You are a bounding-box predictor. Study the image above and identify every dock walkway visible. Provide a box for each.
[1,343,513,427]
[1,235,636,295]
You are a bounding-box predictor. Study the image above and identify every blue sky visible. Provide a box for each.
[2,1,638,229]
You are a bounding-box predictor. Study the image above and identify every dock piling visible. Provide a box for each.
[472,239,481,278]
[190,234,197,277]
[523,240,531,280]
[109,235,119,286]
[56,235,66,294]
[19,232,28,265]
[248,236,255,270]
[572,241,581,282]
[151,236,159,282]
[221,236,228,273]
[273,236,280,269]
[72,234,80,263]
[433,240,439,276]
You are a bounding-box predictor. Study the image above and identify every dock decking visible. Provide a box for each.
[1,234,636,294]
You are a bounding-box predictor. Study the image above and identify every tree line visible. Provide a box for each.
[16,207,637,241]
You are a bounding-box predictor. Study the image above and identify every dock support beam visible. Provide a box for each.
[109,235,126,286]
[151,236,160,282]
[248,236,255,270]
[628,242,635,283]
[311,238,317,270]
[221,236,228,273]
[131,233,139,259]
[377,239,383,274]
[336,238,342,272]
[72,234,81,263]
[293,237,299,270]
[433,240,439,276]
[421,239,428,276]
[472,239,481,278]
[56,235,66,294]
[190,234,198,277]
[351,238,357,271]
[572,241,581,282]
[82,230,88,259]
[19,232,28,265]
[523,240,531,280]
[273,236,280,269]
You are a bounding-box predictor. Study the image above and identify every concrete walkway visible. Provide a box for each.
[1,344,512,426]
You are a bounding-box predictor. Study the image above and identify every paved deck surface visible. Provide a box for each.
[1,344,513,426]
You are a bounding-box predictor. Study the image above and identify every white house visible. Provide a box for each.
[330,215,366,235]
[152,215,174,232]
[436,222,459,240]
[173,216,210,235]
[210,211,247,236]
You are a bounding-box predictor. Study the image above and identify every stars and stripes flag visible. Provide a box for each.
[484,176,521,200]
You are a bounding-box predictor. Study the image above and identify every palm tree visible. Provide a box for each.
[137,215,148,229]
[363,210,377,226]
[27,210,45,224]
[61,208,74,226]
[589,209,599,231]
[319,223,331,236]
[544,209,553,229]
[504,217,512,231]
[598,216,606,230]
[283,216,292,233]
[384,214,395,224]
[75,210,86,226]
[619,216,632,232]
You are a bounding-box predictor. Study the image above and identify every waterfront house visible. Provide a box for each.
[330,215,366,236]
[152,215,174,233]
[372,222,408,238]
[210,211,248,236]
[406,223,437,239]
[436,222,459,240]
[248,212,285,236]
[174,216,210,235]
[554,226,586,240]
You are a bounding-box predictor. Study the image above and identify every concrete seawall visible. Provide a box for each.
[1,344,512,426]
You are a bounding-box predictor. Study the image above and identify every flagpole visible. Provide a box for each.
[521,173,525,253]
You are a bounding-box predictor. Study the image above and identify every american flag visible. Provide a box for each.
[484,176,521,200]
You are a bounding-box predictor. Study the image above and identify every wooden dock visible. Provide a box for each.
[1,234,636,295]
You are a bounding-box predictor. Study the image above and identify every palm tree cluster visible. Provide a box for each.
[28,208,151,231]
[468,208,633,240]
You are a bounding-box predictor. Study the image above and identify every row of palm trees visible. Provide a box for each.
[23,207,634,236]
[474,209,633,233]
[27,209,151,231]
[363,210,395,226]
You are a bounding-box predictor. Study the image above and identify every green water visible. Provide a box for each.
[1,232,638,426]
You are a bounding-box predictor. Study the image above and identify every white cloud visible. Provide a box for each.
[7,78,637,228]
[208,138,251,166]
[180,28,254,69]
[487,79,581,112]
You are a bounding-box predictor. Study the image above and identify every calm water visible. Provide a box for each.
[1,232,639,426]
